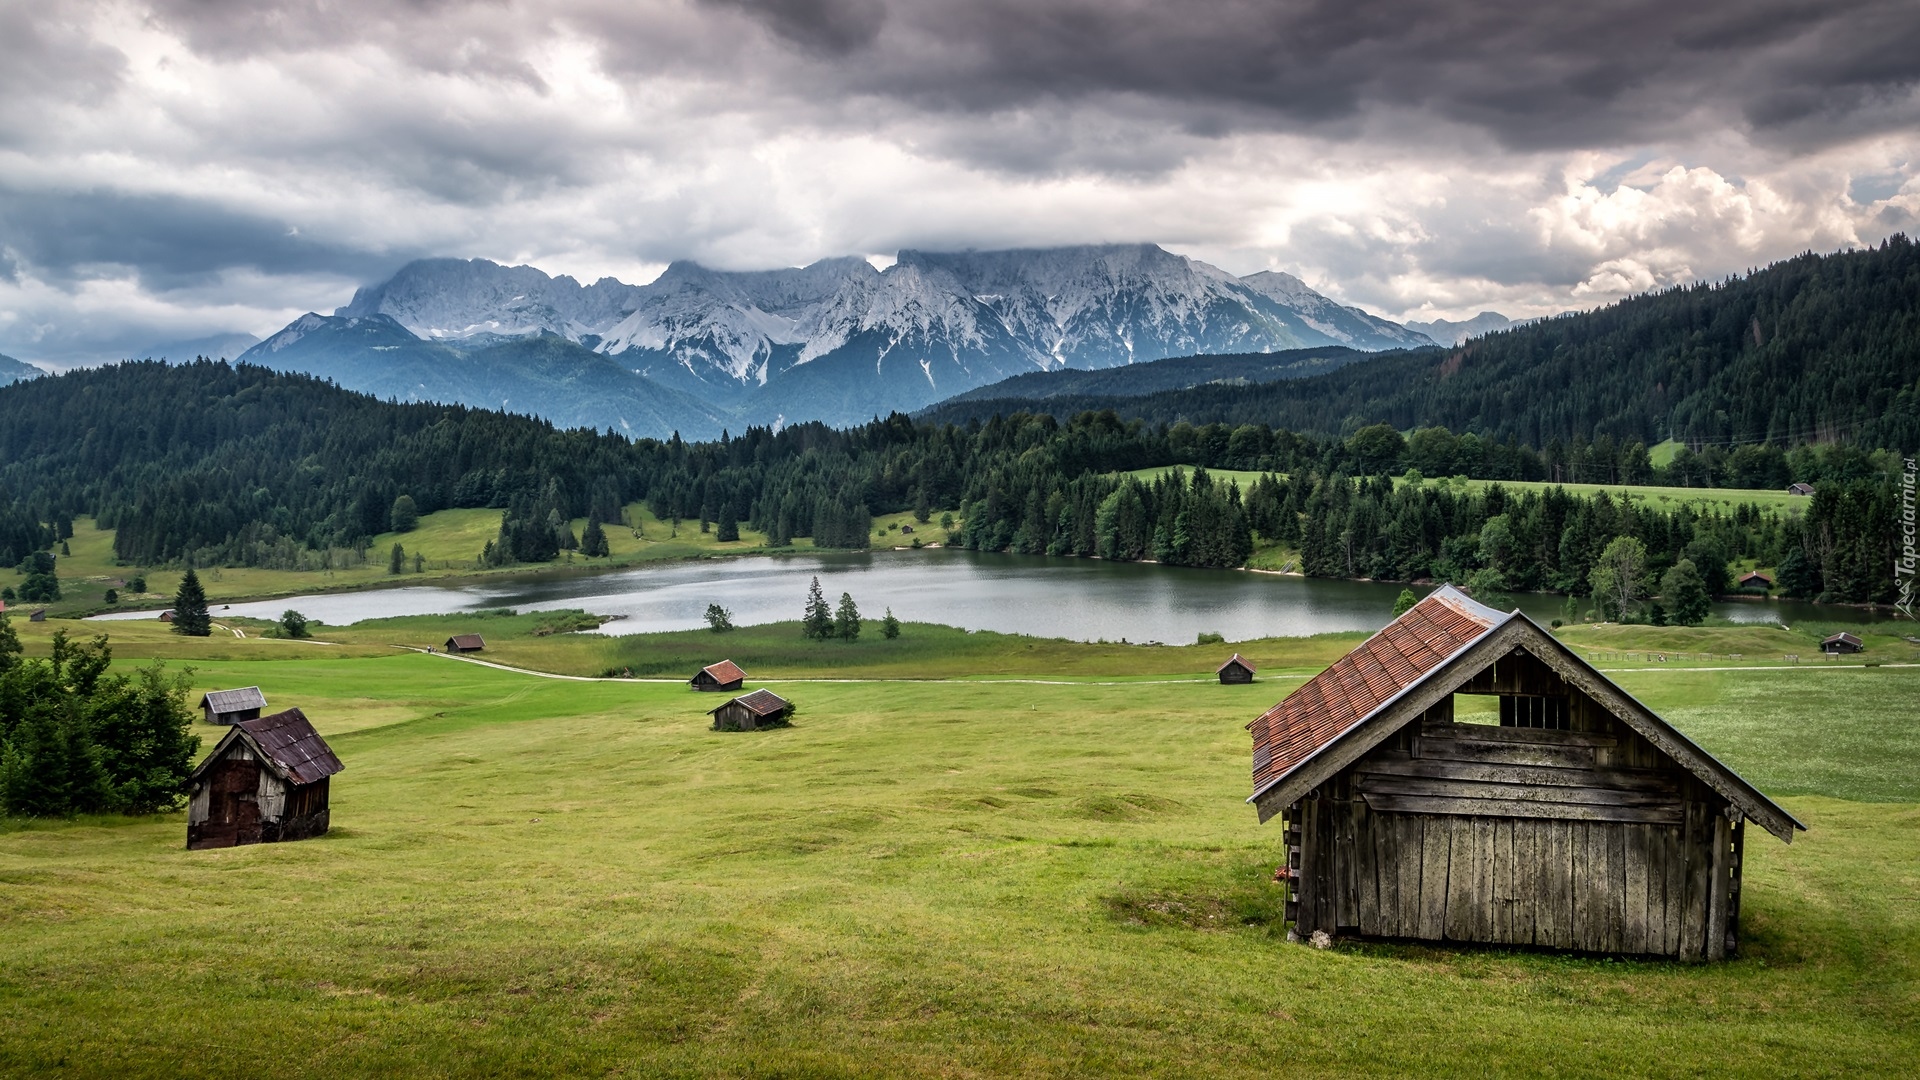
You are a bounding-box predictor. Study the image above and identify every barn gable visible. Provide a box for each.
[1248,587,1802,844]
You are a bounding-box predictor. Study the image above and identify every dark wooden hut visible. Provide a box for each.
[28,608,46,622]
[1787,482,1815,496]
[200,686,268,726]
[158,610,174,623]
[1217,653,1257,684]
[1248,585,1802,960]
[444,634,486,654]
[1821,632,1864,654]
[691,659,747,692]
[709,688,791,731]
[186,708,344,850]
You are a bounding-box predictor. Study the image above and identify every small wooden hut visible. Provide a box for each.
[1736,571,1773,592]
[186,708,343,850]
[444,634,486,654]
[200,686,268,726]
[28,608,46,622]
[1821,632,1864,654]
[158,610,174,623]
[1217,654,1257,684]
[691,659,747,692]
[1248,585,1802,960]
[1787,482,1815,496]
[710,688,791,731]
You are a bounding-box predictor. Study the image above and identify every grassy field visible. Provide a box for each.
[1,614,1917,1077]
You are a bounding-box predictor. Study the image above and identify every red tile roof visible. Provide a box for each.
[1217,653,1257,675]
[1249,585,1505,795]
[700,659,747,684]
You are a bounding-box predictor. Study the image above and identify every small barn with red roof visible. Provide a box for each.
[691,659,747,692]
[1248,584,1801,960]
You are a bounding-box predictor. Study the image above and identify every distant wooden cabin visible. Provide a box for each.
[444,634,486,654]
[1217,653,1257,684]
[1821,632,1864,654]
[186,708,344,850]
[691,659,746,692]
[200,686,268,726]
[28,608,45,622]
[1248,584,1802,960]
[158,610,174,623]
[709,689,791,731]
[1787,482,1815,496]
[900,525,915,534]
[1736,571,1773,593]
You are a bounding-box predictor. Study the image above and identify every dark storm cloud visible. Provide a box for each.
[0,187,406,291]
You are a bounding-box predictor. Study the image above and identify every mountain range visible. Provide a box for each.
[238,244,1436,436]
[0,353,42,385]
[1402,312,1517,347]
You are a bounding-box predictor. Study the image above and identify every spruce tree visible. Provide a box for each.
[834,592,861,642]
[802,577,833,640]
[881,607,900,639]
[581,517,610,557]
[388,542,405,574]
[171,568,212,637]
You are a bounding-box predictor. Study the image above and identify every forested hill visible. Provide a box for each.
[926,236,1920,453]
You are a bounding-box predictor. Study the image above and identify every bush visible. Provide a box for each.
[1196,631,1226,645]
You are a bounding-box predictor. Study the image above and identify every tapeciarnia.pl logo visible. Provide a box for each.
[1898,456,1917,619]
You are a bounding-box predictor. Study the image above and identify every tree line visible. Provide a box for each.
[0,361,1905,607]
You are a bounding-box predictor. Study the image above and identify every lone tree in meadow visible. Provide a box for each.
[1660,559,1711,627]
[881,607,900,639]
[705,603,734,633]
[802,576,833,640]
[390,494,419,533]
[279,610,311,639]
[388,542,405,574]
[171,569,212,637]
[834,592,862,642]
[1588,536,1649,621]
[581,517,610,558]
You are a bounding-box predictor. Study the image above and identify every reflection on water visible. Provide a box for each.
[89,548,1884,642]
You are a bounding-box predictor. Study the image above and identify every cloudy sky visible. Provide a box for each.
[3,0,1919,365]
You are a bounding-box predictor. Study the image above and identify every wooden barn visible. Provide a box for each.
[200,686,268,726]
[1787,482,1815,496]
[1217,653,1257,684]
[691,659,747,692]
[1248,585,1802,960]
[186,708,344,850]
[1736,571,1773,592]
[158,610,174,623]
[28,608,45,622]
[444,634,486,654]
[1821,632,1864,654]
[709,689,791,731]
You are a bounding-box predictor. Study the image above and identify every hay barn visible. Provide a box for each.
[1217,654,1257,684]
[710,689,791,731]
[200,686,267,726]
[691,659,747,692]
[444,634,485,654]
[1821,632,1864,654]
[1248,585,1802,960]
[186,708,343,850]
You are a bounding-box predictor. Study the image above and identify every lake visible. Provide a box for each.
[89,549,1884,641]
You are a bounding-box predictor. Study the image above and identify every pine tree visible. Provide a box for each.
[170,569,212,637]
[834,592,861,642]
[389,542,405,574]
[581,517,610,557]
[716,512,739,543]
[802,576,833,640]
[881,607,900,639]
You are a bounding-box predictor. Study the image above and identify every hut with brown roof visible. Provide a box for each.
[28,608,45,622]
[691,659,746,692]
[186,708,344,850]
[709,688,792,731]
[1736,571,1773,593]
[1248,584,1802,960]
[1217,653,1257,684]
[443,634,486,654]
[200,686,267,726]
[1821,632,1864,654]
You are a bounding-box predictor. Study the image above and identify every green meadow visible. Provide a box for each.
[1,615,1917,1078]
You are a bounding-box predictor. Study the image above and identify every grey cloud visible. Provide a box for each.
[0,188,407,291]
